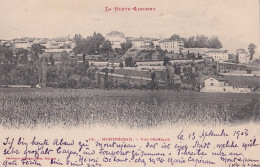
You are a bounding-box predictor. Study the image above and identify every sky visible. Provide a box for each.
[0,0,259,53]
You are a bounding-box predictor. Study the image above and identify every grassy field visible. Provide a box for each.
[222,76,260,87]
[0,88,259,128]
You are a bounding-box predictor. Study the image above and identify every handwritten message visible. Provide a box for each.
[1,127,260,167]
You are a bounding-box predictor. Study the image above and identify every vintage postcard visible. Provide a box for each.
[0,0,260,166]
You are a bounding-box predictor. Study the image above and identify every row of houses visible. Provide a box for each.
[183,47,254,64]
[107,31,256,64]
[106,31,185,53]
[105,31,252,64]
[2,37,76,50]
[2,32,255,65]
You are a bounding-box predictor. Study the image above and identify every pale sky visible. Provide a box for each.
[0,0,259,53]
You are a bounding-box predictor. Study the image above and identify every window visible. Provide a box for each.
[210,83,214,86]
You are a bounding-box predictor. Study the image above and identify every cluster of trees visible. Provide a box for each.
[125,57,136,67]
[0,42,201,91]
[0,43,100,88]
[118,40,132,55]
[248,43,256,60]
[170,34,223,49]
[73,33,112,55]
[73,32,133,57]
[0,43,49,85]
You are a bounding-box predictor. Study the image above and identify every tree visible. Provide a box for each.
[170,34,181,40]
[149,42,155,49]
[78,61,89,77]
[73,34,83,45]
[125,57,135,67]
[31,44,46,63]
[73,34,84,54]
[31,44,46,54]
[186,36,196,48]
[174,66,181,75]
[185,35,222,48]
[248,43,256,60]
[119,62,124,69]
[15,48,29,64]
[163,56,170,66]
[156,45,162,51]
[0,45,15,64]
[73,33,105,55]
[208,36,222,49]
[68,78,77,88]
[16,48,29,56]
[1,73,10,85]
[247,68,252,74]
[125,40,132,50]
[93,32,105,54]
[20,54,28,64]
[195,35,208,48]
[103,68,109,89]
[0,45,16,80]
[119,40,132,55]
[49,55,55,66]
[151,72,156,84]
[101,40,112,54]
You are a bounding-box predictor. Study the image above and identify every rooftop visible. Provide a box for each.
[44,49,72,53]
[206,76,228,82]
[106,31,125,37]
[206,50,228,53]
[158,39,183,43]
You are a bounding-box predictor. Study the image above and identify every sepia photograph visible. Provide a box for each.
[0,0,260,166]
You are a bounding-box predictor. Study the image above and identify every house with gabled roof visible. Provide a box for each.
[201,76,251,93]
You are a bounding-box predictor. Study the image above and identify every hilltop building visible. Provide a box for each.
[131,38,158,50]
[158,39,184,53]
[106,31,126,49]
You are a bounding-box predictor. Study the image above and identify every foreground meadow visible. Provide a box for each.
[0,88,259,128]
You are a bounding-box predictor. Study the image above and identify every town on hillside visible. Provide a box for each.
[0,31,260,93]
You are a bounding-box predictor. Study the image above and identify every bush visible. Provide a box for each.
[46,82,59,88]
[78,76,92,88]
[68,79,77,88]
[59,82,67,88]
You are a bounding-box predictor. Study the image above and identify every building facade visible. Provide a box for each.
[13,41,33,49]
[205,50,229,62]
[237,49,250,64]
[132,40,151,50]
[158,39,184,53]
[204,77,228,87]
[106,31,126,49]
